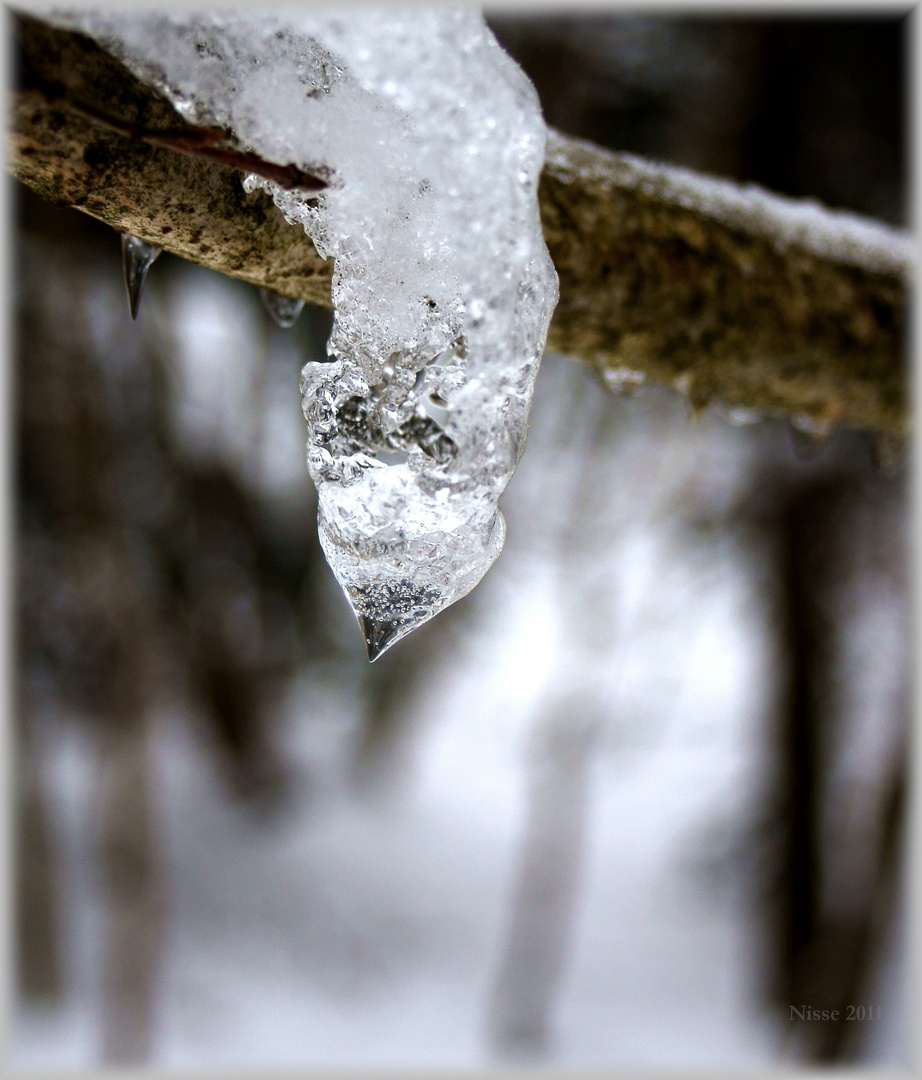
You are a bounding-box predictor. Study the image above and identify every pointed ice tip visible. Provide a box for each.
[358,616,401,662]
[259,287,305,328]
[121,234,161,321]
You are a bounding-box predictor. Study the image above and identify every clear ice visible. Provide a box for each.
[121,233,161,319]
[259,288,305,329]
[53,10,559,659]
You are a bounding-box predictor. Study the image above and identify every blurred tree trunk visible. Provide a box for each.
[488,699,597,1058]
[98,709,163,1064]
[749,465,908,1064]
[15,697,64,1005]
[13,187,309,1063]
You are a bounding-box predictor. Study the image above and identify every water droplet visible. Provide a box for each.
[259,287,305,328]
[358,616,400,662]
[121,234,161,320]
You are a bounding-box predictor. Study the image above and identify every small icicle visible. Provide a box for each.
[259,287,305,328]
[358,616,400,663]
[121,234,161,320]
[788,414,834,461]
[601,365,646,397]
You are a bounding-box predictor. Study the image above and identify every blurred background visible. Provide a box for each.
[10,11,910,1070]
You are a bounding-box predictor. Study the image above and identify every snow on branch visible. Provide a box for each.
[541,134,911,438]
[7,12,911,437]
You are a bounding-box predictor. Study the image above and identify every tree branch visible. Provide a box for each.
[7,13,911,436]
[541,134,911,438]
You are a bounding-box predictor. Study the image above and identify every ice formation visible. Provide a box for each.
[121,234,161,320]
[52,10,558,659]
[602,366,647,396]
[259,288,305,329]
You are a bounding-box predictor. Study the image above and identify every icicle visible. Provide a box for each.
[788,413,834,460]
[121,233,161,320]
[601,366,646,397]
[60,12,558,662]
[259,288,305,329]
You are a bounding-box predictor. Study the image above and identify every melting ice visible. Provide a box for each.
[52,11,559,659]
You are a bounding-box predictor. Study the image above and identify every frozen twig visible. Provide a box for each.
[7,12,911,436]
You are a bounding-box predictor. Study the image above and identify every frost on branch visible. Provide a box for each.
[49,11,558,660]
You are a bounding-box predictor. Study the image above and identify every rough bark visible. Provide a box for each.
[7,12,912,436]
[541,137,911,438]
[8,13,332,305]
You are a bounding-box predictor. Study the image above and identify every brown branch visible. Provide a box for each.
[21,64,329,193]
[6,12,911,437]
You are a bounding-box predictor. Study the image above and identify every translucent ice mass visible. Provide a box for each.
[121,233,161,320]
[52,10,559,659]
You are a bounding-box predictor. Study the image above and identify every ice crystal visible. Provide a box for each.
[52,10,558,659]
